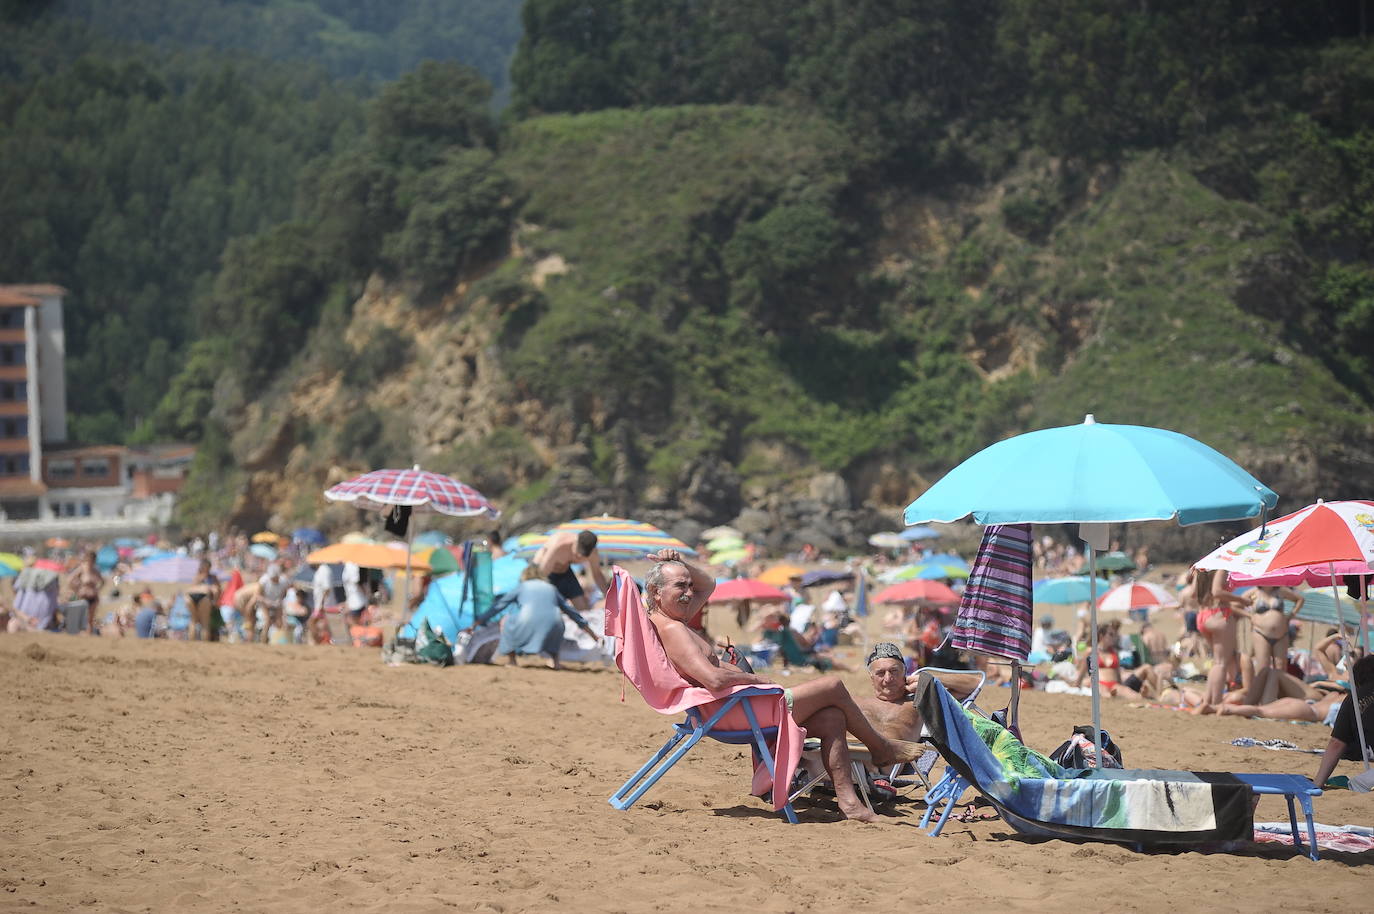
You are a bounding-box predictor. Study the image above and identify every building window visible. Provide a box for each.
[0,309,21,329]
[0,417,25,438]
[47,458,75,479]
[0,381,26,402]
[82,458,110,477]
[0,453,29,476]
[81,501,92,517]
[0,343,23,365]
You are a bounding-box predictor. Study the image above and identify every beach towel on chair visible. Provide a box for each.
[604,566,802,810]
[915,673,1253,844]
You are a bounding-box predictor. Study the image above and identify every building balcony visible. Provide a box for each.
[0,328,25,343]
[0,436,29,454]
[0,364,26,381]
[0,401,26,417]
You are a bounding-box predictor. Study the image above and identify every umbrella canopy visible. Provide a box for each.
[422,545,463,577]
[904,562,971,581]
[757,563,806,586]
[414,530,452,547]
[249,543,277,560]
[1231,561,1373,588]
[1194,499,1374,578]
[1096,581,1179,612]
[307,542,431,571]
[127,555,203,583]
[800,568,854,587]
[292,527,326,546]
[904,416,1277,527]
[708,547,749,565]
[707,579,790,603]
[900,525,942,540]
[339,531,376,544]
[873,580,959,604]
[32,557,64,573]
[705,534,745,552]
[1095,551,1137,572]
[324,466,499,518]
[251,531,282,544]
[512,516,694,560]
[0,552,23,571]
[0,563,15,578]
[1033,576,1110,604]
[700,525,742,541]
[868,532,908,550]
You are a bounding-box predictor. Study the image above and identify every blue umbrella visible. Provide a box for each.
[414,530,452,547]
[292,527,326,546]
[905,415,1276,527]
[900,525,942,540]
[0,563,15,578]
[1033,576,1111,604]
[249,543,277,560]
[95,545,120,572]
[918,553,970,570]
[905,414,1277,757]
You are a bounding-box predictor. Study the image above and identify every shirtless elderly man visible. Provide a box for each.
[534,529,608,613]
[856,642,984,741]
[644,549,924,822]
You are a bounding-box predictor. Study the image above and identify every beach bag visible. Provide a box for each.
[1050,726,1124,769]
[413,620,454,667]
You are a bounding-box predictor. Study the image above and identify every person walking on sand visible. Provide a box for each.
[534,529,608,614]
[66,550,103,634]
[643,549,925,822]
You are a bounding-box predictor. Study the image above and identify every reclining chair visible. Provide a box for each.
[913,674,1324,857]
[604,567,804,822]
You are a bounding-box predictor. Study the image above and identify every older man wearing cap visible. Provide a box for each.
[856,642,985,743]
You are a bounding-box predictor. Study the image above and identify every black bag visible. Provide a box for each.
[1050,726,1124,769]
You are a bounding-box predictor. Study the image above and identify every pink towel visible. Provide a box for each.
[604,566,802,810]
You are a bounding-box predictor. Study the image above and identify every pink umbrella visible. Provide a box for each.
[873,579,959,605]
[324,465,499,613]
[707,579,790,603]
[1230,560,1373,588]
[1096,580,1179,612]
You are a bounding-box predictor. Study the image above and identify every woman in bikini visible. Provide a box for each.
[1073,624,1124,695]
[1245,584,1303,687]
[1194,568,1251,712]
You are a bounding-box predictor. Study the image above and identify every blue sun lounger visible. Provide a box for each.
[913,674,1324,857]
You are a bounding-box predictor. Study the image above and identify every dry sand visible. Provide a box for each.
[2,608,1370,913]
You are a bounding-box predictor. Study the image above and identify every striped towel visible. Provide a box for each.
[949,524,1033,661]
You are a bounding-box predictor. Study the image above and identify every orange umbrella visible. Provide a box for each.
[306,542,431,571]
[707,579,790,603]
[251,531,283,545]
[757,563,806,586]
[45,537,70,549]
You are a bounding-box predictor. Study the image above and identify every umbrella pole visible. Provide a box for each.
[403,520,414,623]
[1088,547,1103,762]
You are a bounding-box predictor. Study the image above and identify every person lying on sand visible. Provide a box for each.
[644,550,925,823]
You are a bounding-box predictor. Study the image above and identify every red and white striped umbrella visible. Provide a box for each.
[324,466,499,518]
[1096,580,1179,612]
[1194,499,1374,578]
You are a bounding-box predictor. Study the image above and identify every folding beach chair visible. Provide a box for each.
[787,667,987,812]
[604,567,804,822]
[912,674,1324,856]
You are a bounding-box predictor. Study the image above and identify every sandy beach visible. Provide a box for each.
[2,604,1369,914]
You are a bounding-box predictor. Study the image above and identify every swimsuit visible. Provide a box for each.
[548,567,584,600]
[1197,606,1232,629]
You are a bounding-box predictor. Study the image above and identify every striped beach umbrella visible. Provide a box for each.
[512,515,695,560]
[1095,580,1179,612]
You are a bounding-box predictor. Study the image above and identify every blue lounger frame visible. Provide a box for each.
[609,686,800,823]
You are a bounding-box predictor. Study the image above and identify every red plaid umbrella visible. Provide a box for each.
[324,466,499,518]
[324,466,498,619]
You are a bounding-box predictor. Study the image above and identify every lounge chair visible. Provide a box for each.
[913,672,1301,849]
[604,567,804,822]
[762,625,832,671]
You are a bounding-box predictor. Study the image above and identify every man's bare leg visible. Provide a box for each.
[807,707,878,822]
[506,652,518,666]
[789,675,923,768]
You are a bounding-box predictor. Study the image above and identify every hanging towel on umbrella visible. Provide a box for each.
[949,524,1033,661]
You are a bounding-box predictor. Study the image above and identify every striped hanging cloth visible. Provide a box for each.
[949,524,1033,661]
